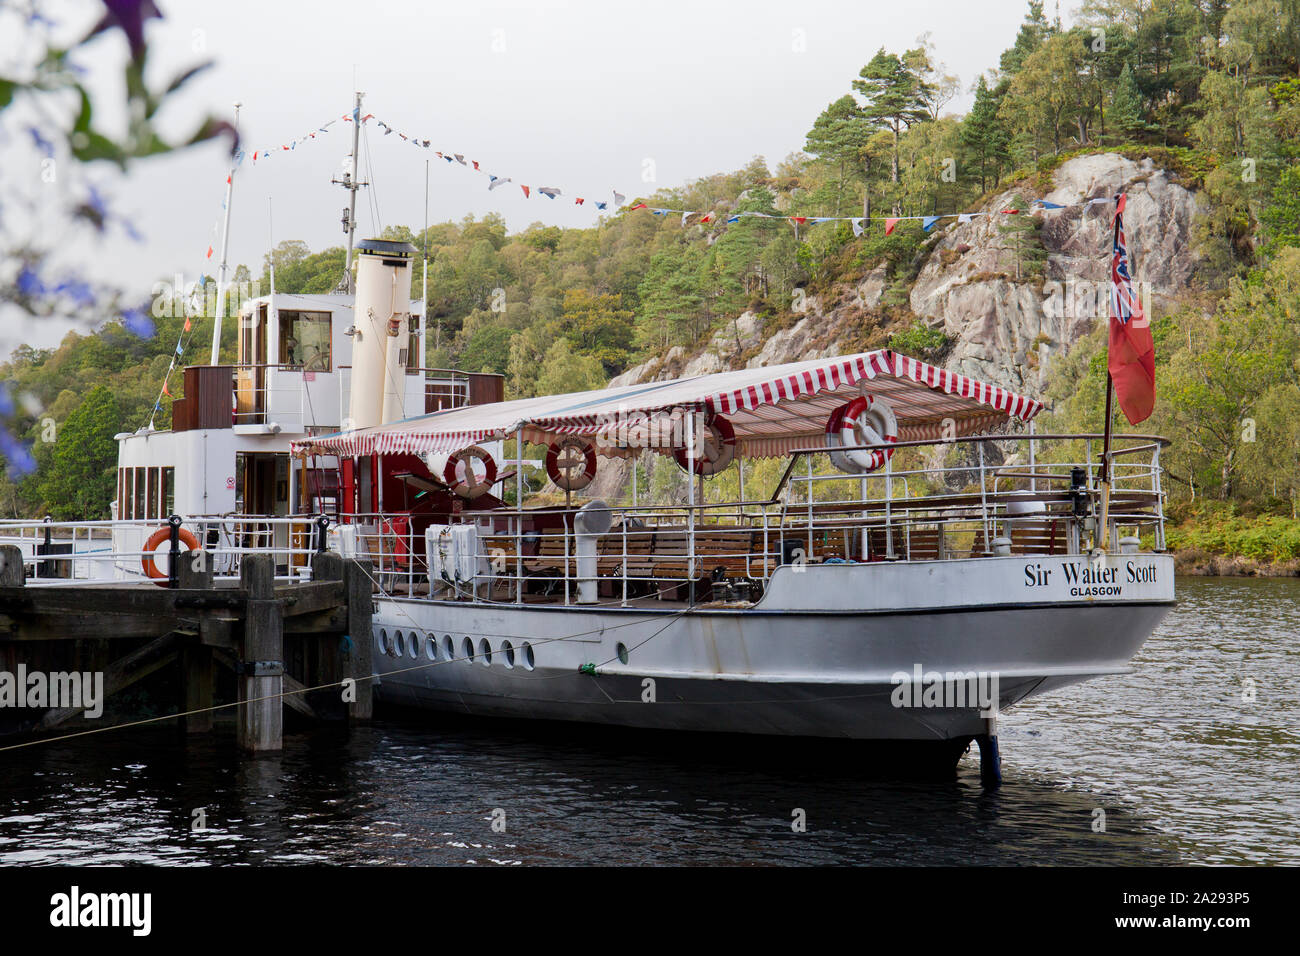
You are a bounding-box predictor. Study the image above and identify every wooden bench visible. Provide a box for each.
[1009,519,1065,555]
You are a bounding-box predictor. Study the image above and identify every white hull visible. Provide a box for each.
[371,555,1175,741]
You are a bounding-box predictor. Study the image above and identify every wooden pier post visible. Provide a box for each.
[0,545,24,588]
[179,550,215,733]
[238,554,283,752]
[312,553,374,721]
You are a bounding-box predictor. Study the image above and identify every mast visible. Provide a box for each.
[209,101,241,365]
[422,158,429,357]
[334,91,367,293]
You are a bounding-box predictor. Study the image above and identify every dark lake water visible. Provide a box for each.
[1,576,1295,865]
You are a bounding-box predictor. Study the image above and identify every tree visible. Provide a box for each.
[635,242,706,350]
[999,1,1053,77]
[854,48,935,205]
[559,289,634,374]
[960,76,1010,192]
[1109,62,1147,139]
[28,385,122,519]
[997,199,1048,279]
[805,95,873,217]
[535,340,606,396]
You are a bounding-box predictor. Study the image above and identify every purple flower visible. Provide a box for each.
[27,126,55,158]
[93,0,163,62]
[122,307,154,338]
[16,265,46,298]
[55,279,97,307]
[0,384,13,417]
[0,432,36,477]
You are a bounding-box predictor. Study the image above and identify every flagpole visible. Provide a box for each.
[1099,372,1114,553]
[1098,198,1123,555]
[210,101,241,365]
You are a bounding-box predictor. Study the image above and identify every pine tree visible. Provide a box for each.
[960,76,1010,192]
[805,95,873,217]
[1109,62,1145,140]
[854,48,934,209]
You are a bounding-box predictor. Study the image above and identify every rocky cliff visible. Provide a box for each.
[586,152,1208,499]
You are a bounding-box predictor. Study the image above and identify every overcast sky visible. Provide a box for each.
[5,0,1071,350]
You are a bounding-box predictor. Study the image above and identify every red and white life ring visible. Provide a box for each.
[674,414,736,477]
[546,437,598,491]
[824,403,857,474]
[443,445,498,499]
[831,395,897,473]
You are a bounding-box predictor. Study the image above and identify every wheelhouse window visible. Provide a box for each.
[279,311,331,371]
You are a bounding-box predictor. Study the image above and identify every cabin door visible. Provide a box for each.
[236,303,268,422]
[236,452,289,516]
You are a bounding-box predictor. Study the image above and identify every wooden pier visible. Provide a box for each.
[0,546,373,752]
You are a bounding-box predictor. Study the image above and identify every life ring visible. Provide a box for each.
[835,395,898,473]
[141,525,201,583]
[674,414,736,476]
[443,445,498,499]
[546,437,598,491]
[825,403,856,474]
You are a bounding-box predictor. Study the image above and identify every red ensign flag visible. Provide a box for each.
[1108,194,1156,424]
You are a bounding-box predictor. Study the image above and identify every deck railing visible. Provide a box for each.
[4,433,1166,601]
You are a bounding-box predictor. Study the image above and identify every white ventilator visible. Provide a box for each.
[348,238,417,430]
[573,500,613,604]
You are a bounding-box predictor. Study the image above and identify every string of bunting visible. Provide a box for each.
[145,103,1121,427]
[369,114,627,210]
[147,111,344,427]
[626,196,1116,234]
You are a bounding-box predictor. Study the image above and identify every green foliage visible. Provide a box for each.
[27,385,122,519]
[888,322,950,356]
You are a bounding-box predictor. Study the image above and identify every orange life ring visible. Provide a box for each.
[675,414,736,476]
[142,525,201,583]
[443,445,498,499]
[546,437,598,491]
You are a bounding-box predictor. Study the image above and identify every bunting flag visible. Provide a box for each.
[369,113,627,214]
[1108,194,1156,425]
[251,117,339,163]
[615,192,1118,241]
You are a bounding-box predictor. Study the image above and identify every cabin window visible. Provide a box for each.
[161,467,174,516]
[134,467,146,520]
[121,468,133,519]
[146,468,158,520]
[279,311,331,371]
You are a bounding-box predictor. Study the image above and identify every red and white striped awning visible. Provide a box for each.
[294,350,1043,459]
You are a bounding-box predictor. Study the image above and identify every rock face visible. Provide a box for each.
[909,153,1206,394]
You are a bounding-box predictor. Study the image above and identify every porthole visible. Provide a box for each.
[616,642,629,665]
[378,629,388,655]
[443,635,454,660]
[425,635,438,661]
[521,641,535,671]
[463,636,474,662]
[479,638,492,666]
[409,632,421,659]
[392,630,404,658]
[501,640,515,668]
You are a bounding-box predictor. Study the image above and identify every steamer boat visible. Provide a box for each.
[1,99,1175,774]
